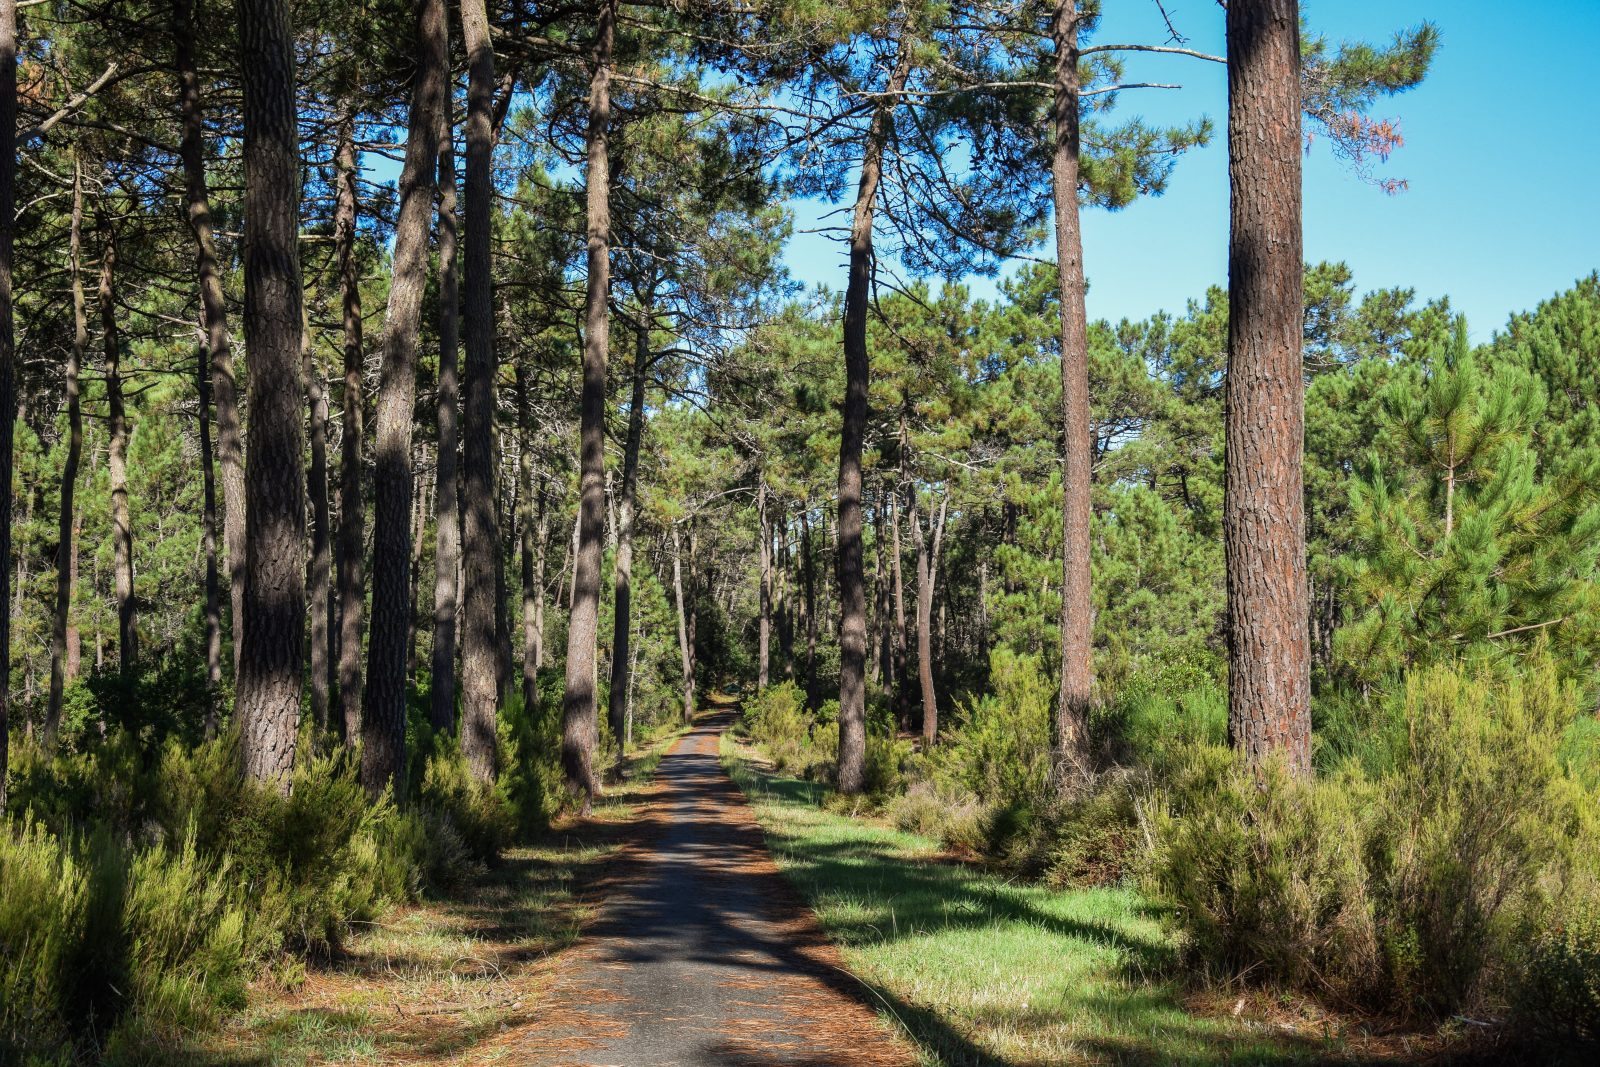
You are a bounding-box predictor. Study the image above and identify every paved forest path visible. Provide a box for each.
[500,711,915,1067]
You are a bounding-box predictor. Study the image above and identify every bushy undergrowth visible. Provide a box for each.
[1,696,558,1062]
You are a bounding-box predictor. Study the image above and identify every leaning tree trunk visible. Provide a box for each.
[305,318,333,733]
[429,111,462,736]
[174,0,241,693]
[362,0,447,798]
[334,107,367,741]
[560,0,615,809]
[1224,0,1311,775]
[45,160,87,745]
[837,40,912,794]
[99,216,137,674]
[606,306,648,759]
[0,0,13,807]
[236,0,308,789]
[459,0,502,783]
[1050,0,1095,789]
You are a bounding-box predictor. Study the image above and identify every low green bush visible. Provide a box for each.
[1517,903,1600,1055]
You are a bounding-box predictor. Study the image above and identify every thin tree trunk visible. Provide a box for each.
[334,107,367,741]
[672,524,695,722]
[46,159,87,745]
[518,366,539,712]
[1224,0,1311,775]
[459,0,502,783]
[99,216,137,674]
[236,0,308,789]
[837,37,912,794]
[757,475,771,689]
[1051,0,1095,788]
[0,0,14,810]
[407,444,430,679]
[494,434,512,702]
[607,305,648,758]
[890,477,908,723]
[174,0,241,693]
[306,316,332,734]
[197,317,222,736]
[430,110,461,735]
[912,492,941,744]
[360,0,446,796]
[561,0,615,809]
[801,507,818,709]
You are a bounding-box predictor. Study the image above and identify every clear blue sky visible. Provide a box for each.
[781,0,1600,341]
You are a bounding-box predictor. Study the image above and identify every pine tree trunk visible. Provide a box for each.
[306,317,333,734]
[837,39,912,794]
[607,307,648,758]
[912,494,938,744]
[561,0,615,808]
[672,524,695,722]
[890,478,908,724]
[518,366,539,712]
[236,0,308,789]
[532,485,548,674]
[360,0,446,796]
[99,216,137,674]
[46,162,86,745]
[174,0,238,700]
[198,320,222,737]
[334,108,367,741]
[0,0,15,810]
[459,0,502,783]
[801,507,819,709]
[757,476,771,689]
[430,113,462,735]
[1224,0,1311,775]
[1051,0,1095,788]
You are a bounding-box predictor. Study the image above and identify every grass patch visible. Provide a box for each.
[722,733,1404,1067]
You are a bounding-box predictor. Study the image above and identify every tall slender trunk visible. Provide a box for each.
[837,37,912,794]
[407,444,430,678]
[0,0,14,809]
[46,159,87,744]
[1224,0,1311,775]
[430,110,462,735]
[672,524,695,722]
[890,477,908,721]
[459,0,502,782]
[197,318,222,736]
[801,507,818,709]
[236,0,308,788]
[1051,0,1095,788]
[914,493,947,744]
[561,0,615,808]
[99,216,137,674]
[532,484,548,675]
[494,432,512,702]
[517,365,539,712]
[756,476,771,690]
[305,317,332,733]
[607,305,648,757]
[361,0,447,797]
[174,0,242,689]
[334,108,367,740]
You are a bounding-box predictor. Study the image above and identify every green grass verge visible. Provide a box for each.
[721,733,1368,1067]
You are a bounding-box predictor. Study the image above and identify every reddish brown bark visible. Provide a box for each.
[430,115,462,736]
[1224,0,1312,775]
[334,108,367,741]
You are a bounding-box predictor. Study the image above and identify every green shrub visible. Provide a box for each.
[886,778,985,853]
[1045,768,1150,887]
[1517,904,1600,1054]
[742,682,812,771]
[0,817,85,1064]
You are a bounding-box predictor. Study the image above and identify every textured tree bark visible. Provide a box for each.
[430,112,462,736]
[837,39,912,794]
[459,0,502,783]
[756,476,771,690]
[99,216,137,674]
[912,492,945,744]
[0,0,14,810]
[334,108,367,741]
[672,524,695,722]
[362,0,447,797]
[531,484,548,675]
[607,308,648,758]
[46,161,87,745]
[173,0,239,698]
[801,507,819,709]
[236,0,308,789]
[305,318,332,734]
[1224,0,1311,775]
[560,0,615,809]
[890,477,908,724]
[517,366,539,712]
[197,319,222,737]
[1051,0,1095,789]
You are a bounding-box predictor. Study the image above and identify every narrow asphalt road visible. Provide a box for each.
[501,712,915,1067]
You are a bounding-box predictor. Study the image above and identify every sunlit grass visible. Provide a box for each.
[722,734,1359,1067]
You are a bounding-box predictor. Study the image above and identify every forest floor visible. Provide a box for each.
[156,728,686,1066]
[721,734,1475,1067]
